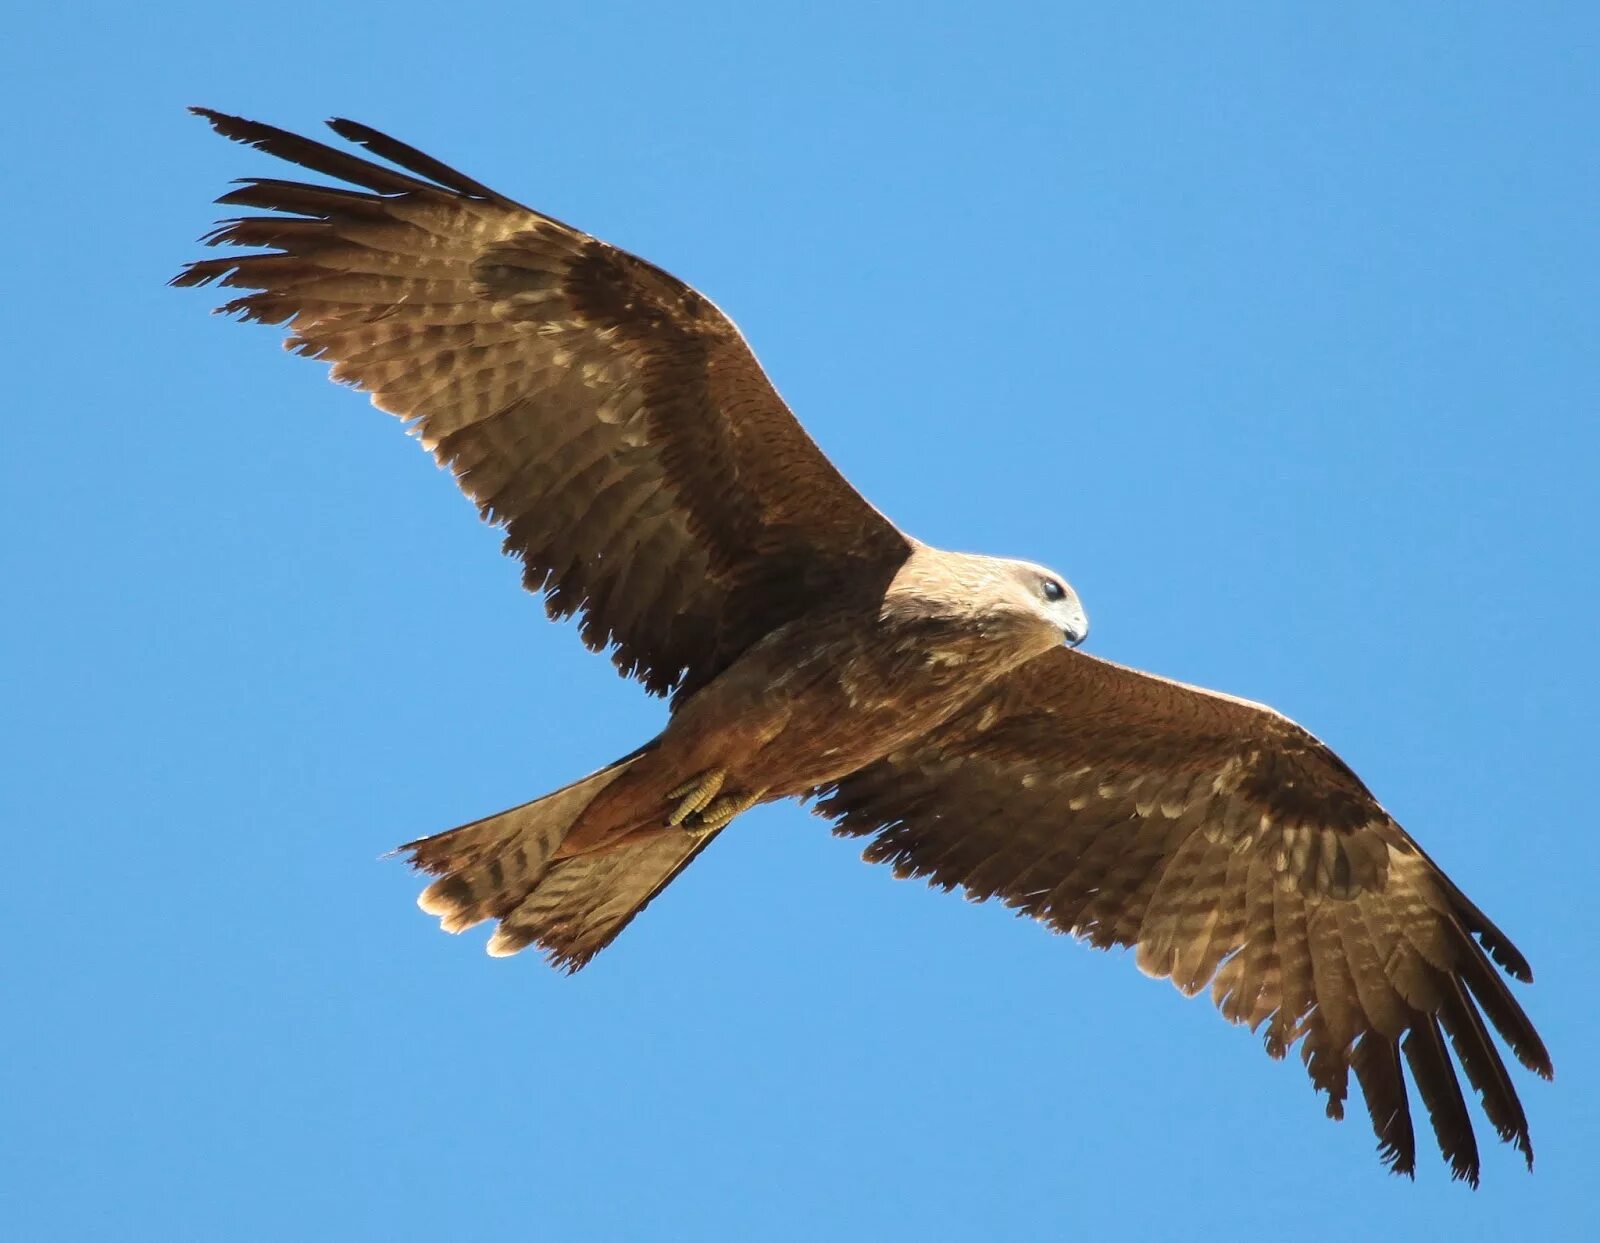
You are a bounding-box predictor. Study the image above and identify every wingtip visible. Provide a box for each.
[1518,1038,1556,1083]
[324,117,380,151]
[1382,1147,1418,1182]
[188,105,238,130]
[187,107,271,149]
[1486,934,1534,985]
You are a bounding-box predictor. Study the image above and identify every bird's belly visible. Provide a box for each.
[658,616,1005,800]
[749,671,983,795]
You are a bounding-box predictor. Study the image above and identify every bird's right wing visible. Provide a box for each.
[175,110,913,702]
[818,645,1551,1183]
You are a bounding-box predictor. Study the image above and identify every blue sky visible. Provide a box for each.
[4,3,1596,1238]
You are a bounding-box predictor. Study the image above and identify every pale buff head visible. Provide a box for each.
[883,545,1089,660]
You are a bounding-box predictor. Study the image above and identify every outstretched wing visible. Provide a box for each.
[818,646,1551,1183]
[175,110,912,700]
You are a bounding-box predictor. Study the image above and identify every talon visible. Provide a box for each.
[666,769,726,826]
[687,789,767,834]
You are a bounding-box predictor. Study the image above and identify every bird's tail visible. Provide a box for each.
[401,748,714,970]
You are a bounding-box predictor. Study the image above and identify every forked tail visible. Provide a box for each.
[401,747,714,970]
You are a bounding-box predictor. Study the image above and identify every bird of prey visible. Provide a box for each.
[175,109,1550,1184]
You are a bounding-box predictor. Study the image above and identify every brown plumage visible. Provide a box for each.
[175,108,1550,1184]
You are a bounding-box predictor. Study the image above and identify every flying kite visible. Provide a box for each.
[175,109,1550,1183]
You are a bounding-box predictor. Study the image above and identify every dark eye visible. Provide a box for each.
[1042,579,1065,602]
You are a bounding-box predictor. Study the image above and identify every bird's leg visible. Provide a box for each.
[665,769,726,826]
[682,789,768,838]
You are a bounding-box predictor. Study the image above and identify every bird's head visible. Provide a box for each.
[885,548,1089,662]
[995,557,1090,654]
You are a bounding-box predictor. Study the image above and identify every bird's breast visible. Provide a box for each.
[662,609,1020,796]
[755,627,1011,790]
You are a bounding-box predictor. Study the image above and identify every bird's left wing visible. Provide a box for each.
[817,646,1550,1183]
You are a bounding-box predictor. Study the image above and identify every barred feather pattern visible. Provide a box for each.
[173,109,909,703]
[817,646,1551,1184]
[487,833,716,970]
[400,754,716,971]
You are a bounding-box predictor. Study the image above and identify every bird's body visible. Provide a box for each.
[177,109,1551,1184]
[564,545,1084,858]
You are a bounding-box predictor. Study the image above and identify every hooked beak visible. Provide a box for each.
[1062,604,1090,649]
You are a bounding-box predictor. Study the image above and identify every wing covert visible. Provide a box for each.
[174,109,912,700]
[818,646,1550,1182]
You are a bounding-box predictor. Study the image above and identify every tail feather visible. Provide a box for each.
[487,831,718,969]
[404,761,625,932]
[401,748,717,969]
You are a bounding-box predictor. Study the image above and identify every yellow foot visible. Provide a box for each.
[666,769,726,826]
[683,789,768,837]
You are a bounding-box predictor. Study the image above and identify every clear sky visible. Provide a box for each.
[4,3,1596,1239]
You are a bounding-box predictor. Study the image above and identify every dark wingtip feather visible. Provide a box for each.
[1458,940,1554,1081]
[1350,1035,1418,1180]
[1439,977,1535,1170]
[1411,839,1536,984]
[183,106,435,196]
[1481,929,1534,985]
[1458,903,1534,985]
[189,106,271,144]
[325,116,511,203]
[1403,1018,1482,1186]
[167,261,209,289]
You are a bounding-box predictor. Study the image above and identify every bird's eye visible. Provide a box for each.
[1042,579,1065,602]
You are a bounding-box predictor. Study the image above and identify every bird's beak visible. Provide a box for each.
[1062,605,1090,649]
